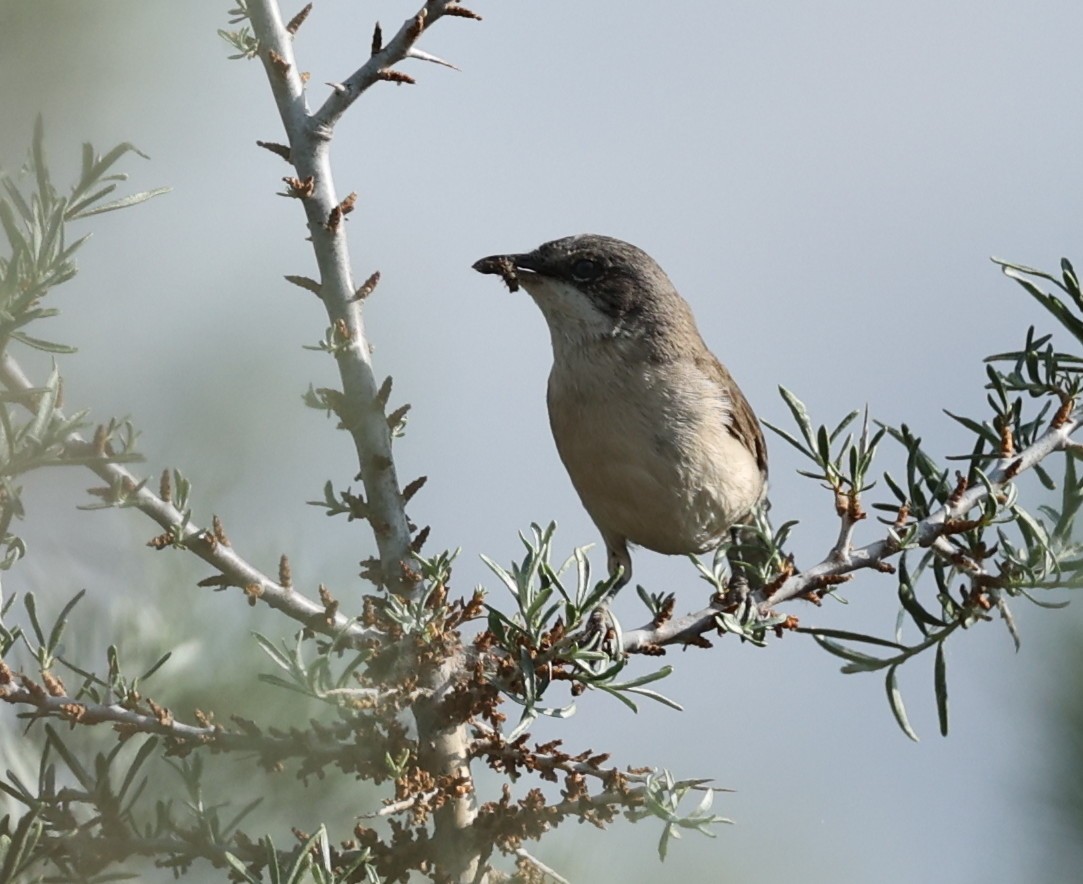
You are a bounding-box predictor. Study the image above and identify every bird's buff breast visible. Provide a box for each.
[546,354,763,555]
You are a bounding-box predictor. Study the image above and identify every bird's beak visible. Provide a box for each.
[507,251,542,273]
[471,252,539,274]
[472,250,542,293]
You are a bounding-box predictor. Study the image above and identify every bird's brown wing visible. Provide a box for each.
[696,351,768,478]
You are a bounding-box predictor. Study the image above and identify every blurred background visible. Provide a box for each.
[1,1,1082,881]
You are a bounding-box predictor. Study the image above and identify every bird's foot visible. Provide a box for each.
[581,603,624,658]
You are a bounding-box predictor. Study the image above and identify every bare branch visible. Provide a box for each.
[311,1,468,131]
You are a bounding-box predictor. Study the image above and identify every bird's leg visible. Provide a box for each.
[725,526,751,605]
[605,538,632,596]
[579,537,631,654]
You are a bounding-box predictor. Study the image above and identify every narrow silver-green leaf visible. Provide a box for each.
[885,665,919,742]
[777,386,816,449]
[69,186,171,219]
[934,642,949,737]
[8,331,76,355]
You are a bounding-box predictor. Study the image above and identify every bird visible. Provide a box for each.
[472,234,767,591]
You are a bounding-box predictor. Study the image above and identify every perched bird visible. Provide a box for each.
[473,234,767,590]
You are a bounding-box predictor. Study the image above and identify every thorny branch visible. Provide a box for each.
[0,677,407,778]
[242,2,483,880]
[0,353,373,643]
[246,0,448,599]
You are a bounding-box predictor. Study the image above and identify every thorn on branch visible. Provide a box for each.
[375,376,394,409]
[403,475,427,503]
[1053,392,1076,429]
[652,594,676,629]
[147,698,174,727]
[351,270,380,302]
[997,417,1015,458]
[279,554,292,588]
[407,10,427,42]
[371,21,383,56]
[325,81,348,94]
[387,403,411,432]
[43,672,65,697]
[411,525,430,553]
[212,514,230,547]
[268,49,291,74]
[445,4,483,20]
[147,531,173,550]
[286,2,313,35]
[942,517,985,535]
[318,584,339,624]
[197,574,232,589]
[800,572,853,602]
[314,386,346,417]
[377,69,417,86]
[257,140,292,162]
[406,47,461,71]
[285,274,323,296]
[447,589,486,631]
[281,176,315,198]
[948,471,968,509]
[325,192,357,232]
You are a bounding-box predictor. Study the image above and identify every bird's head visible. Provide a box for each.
[473,234,689,349]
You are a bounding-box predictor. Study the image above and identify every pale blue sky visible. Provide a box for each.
[2,2,1082,882]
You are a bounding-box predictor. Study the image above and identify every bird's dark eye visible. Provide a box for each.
[571,258,601,281]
